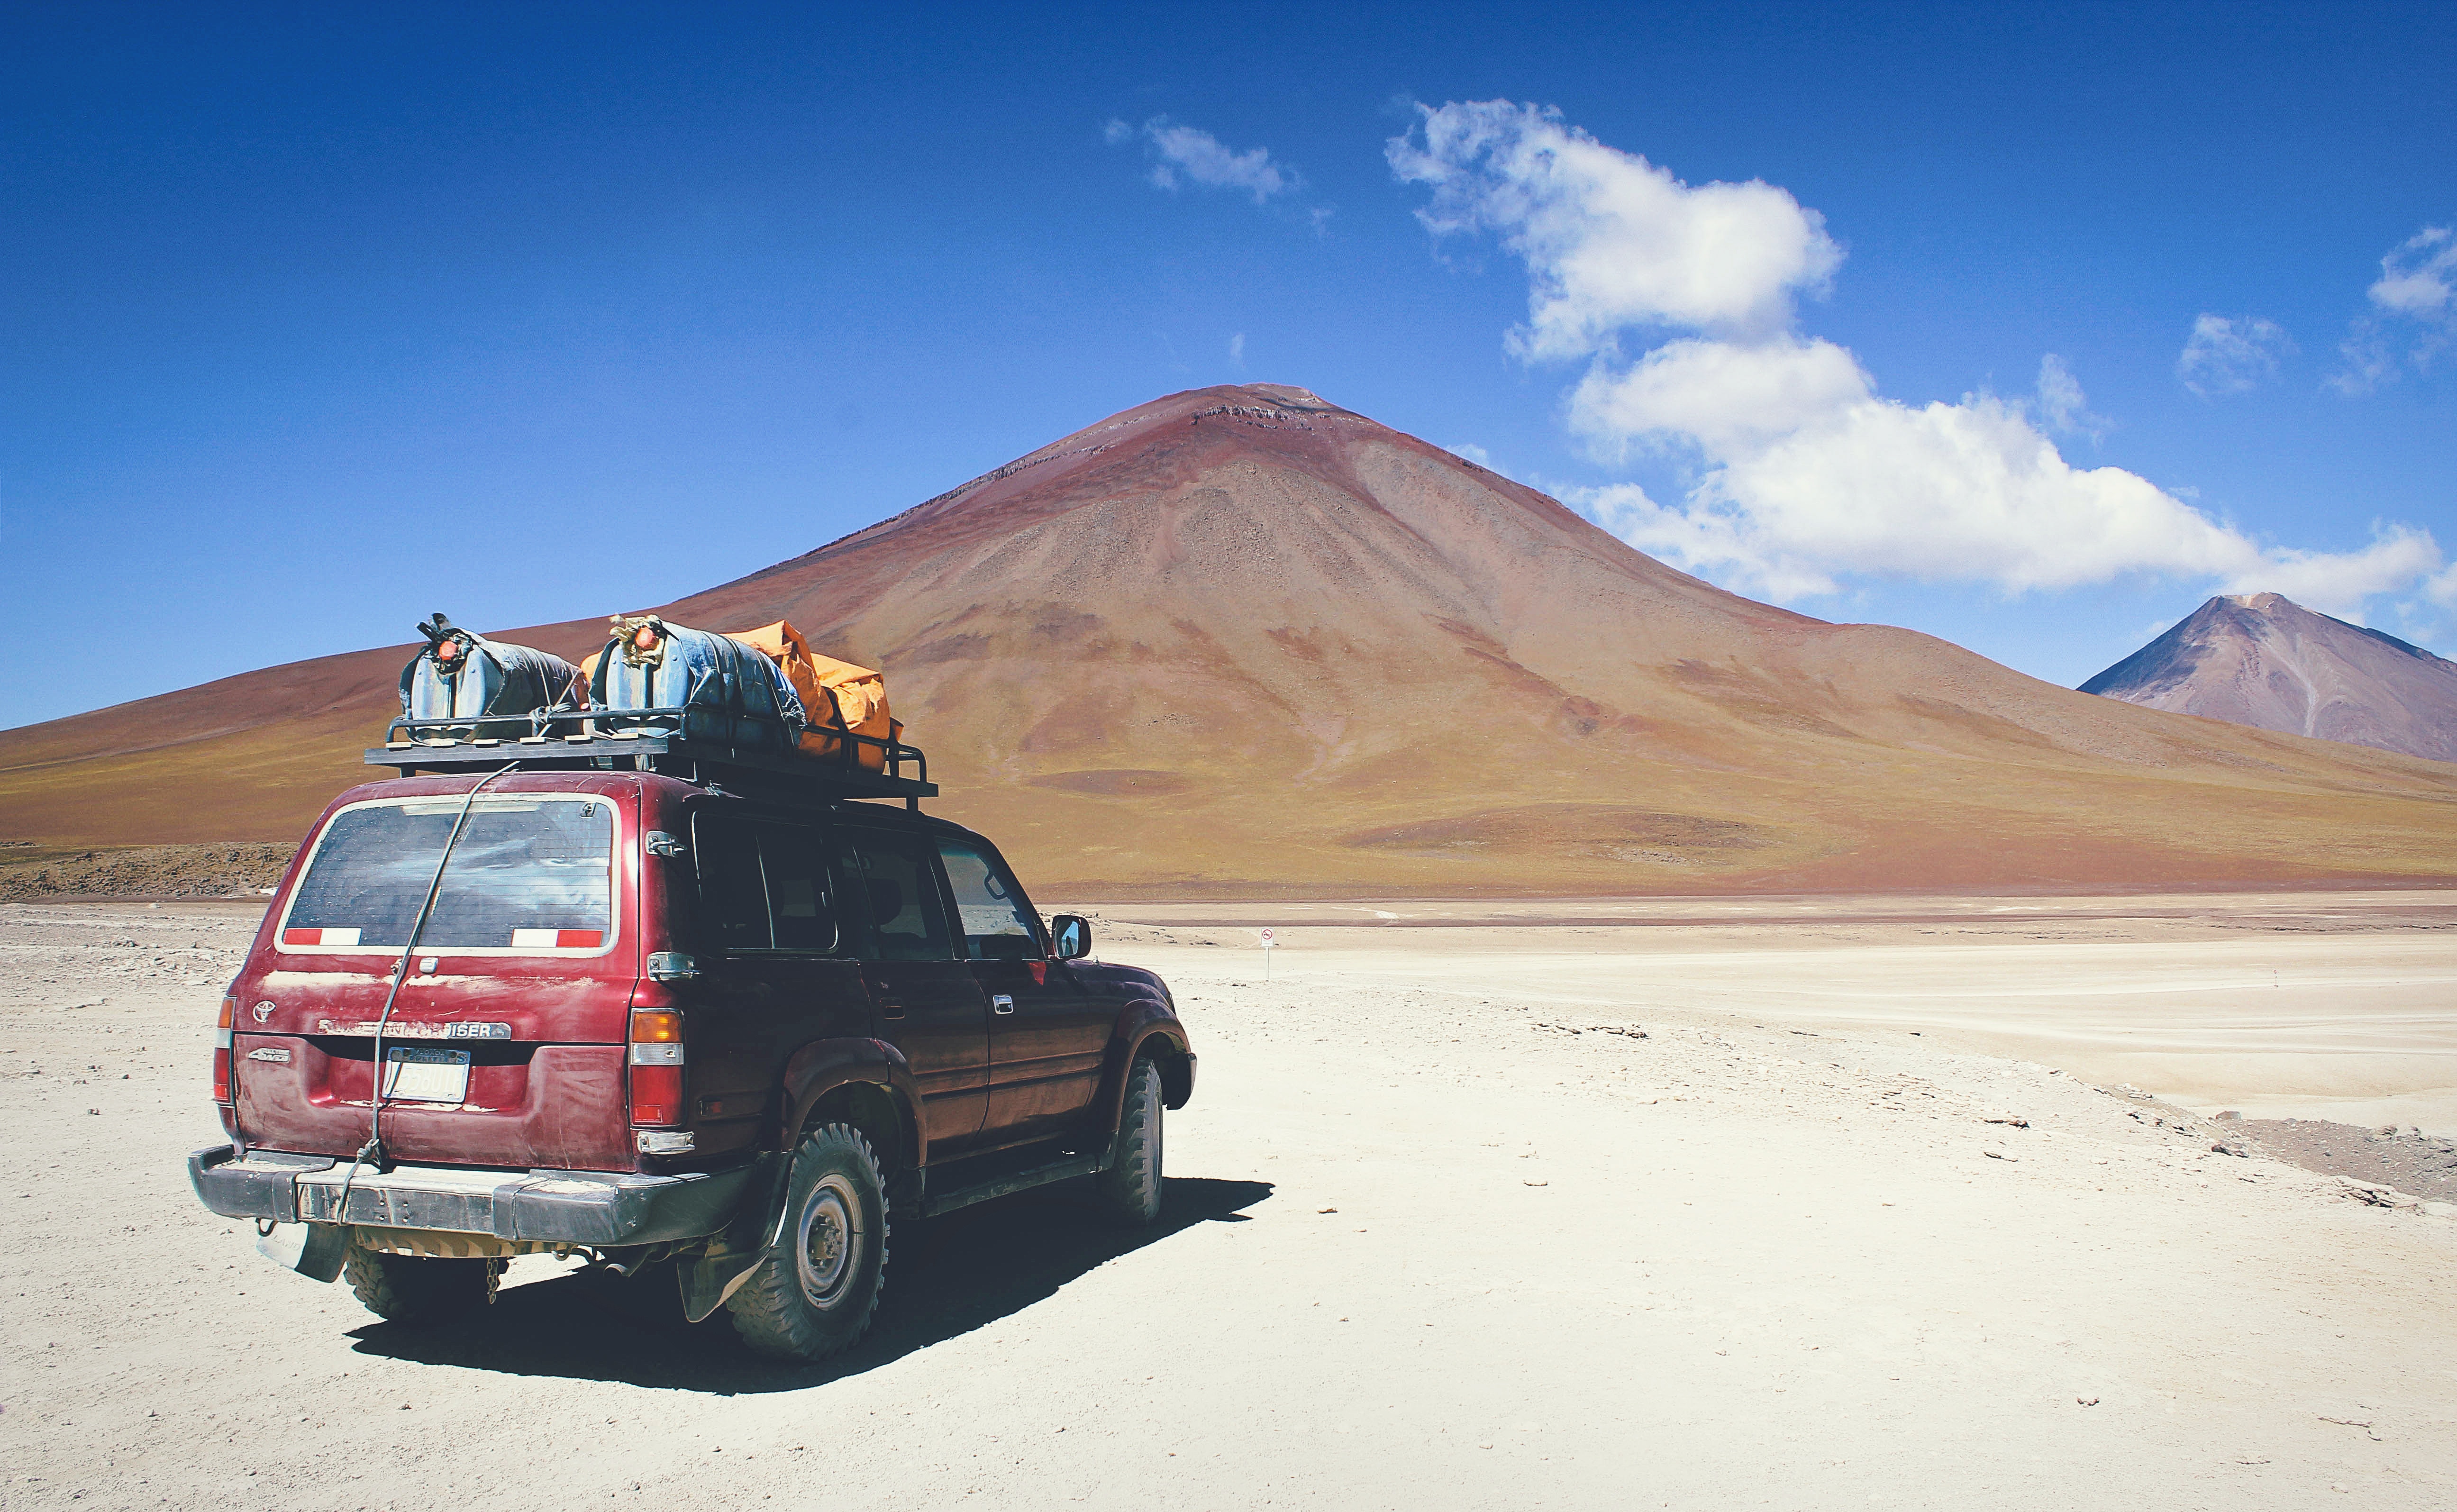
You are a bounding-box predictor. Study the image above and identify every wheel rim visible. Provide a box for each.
[795,1173,862,1310]
[1149,1068,1164,1190]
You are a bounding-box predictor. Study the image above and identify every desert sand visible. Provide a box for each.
[6,892,2456,1509]
[1095,888,2457,1133]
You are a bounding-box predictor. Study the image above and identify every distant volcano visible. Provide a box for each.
[2082,593,2457,765]
[6,385,2456,893]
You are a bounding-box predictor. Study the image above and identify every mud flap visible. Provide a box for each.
[676,1155,793,1324]
[677,1242,766,1323]
[256,1221,348,1283]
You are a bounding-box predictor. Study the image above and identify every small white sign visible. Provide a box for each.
[1259,929,1276,948]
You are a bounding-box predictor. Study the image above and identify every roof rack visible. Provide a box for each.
[366,706,937,807]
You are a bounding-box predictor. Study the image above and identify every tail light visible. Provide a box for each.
[212,993,235,1104]
[628,1010,684,1127]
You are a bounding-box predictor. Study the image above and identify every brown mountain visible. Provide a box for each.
[2082,593,2457,765]
[6,384,2456,895]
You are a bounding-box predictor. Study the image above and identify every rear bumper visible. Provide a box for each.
[187,1145,764,1247]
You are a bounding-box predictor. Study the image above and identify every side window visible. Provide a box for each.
[937,840,1041,961]
[693,815,771,952]
[842,829,954,963]
[759,826,838,953]
[691,813,844,954]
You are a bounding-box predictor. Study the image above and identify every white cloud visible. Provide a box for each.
[1716,395,2242,592]
[2035,355,2086,431]
[2179,315,2292,397]
[1229,332,1246,364]
[1578,461,2436,618]
[1111,117,1297,204]
[2331,328,2397,396]
[1391,100,2446,618]
[2370,226,2456,318]
[2242,525,2441,615]
[1387,100,1840,355]
[2032,354,2109,440]
[1567,336,1868,458]
[2331,226,2456,393]
[1573,393,2305,600]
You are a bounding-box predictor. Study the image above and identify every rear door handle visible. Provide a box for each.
[991,994,1015,1015]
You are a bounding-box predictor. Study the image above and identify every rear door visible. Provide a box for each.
[937,837,1106,1144]
[234,785,636,1171]
[839,823,989,1156]
[683,810,870,1161]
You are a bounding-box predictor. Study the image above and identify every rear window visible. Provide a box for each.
[278,795,617,955]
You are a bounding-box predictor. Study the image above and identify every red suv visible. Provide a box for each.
[189,752,1194,1361]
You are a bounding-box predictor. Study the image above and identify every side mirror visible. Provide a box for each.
[1050,915,1092,962]
[646,951,703,984]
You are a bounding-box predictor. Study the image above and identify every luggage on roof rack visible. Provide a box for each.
[585,614,803,752]
[721,620,901,772]
[375,610,933,803]
[396,613,584,742]
[363,722,936,802]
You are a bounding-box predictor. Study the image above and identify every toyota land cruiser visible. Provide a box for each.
[189,740,1194,1362]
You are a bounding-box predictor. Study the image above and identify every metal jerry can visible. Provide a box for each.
[396,613,584,741]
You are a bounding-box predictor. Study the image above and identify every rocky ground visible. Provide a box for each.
[4,899,2454,1510]
[0,841,291,901]
[2229,1115,2457,1201]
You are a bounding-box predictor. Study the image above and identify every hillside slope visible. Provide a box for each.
[6,385,2455,894]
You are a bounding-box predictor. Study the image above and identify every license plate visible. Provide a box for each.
[382,1047,471,1104]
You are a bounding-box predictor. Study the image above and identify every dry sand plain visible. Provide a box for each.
[1101,889,2457,1134]
[6,893,2457,1509]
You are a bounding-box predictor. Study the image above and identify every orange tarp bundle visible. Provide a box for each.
[723,620,901,771]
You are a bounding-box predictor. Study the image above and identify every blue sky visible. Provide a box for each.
[4,2,2453,730]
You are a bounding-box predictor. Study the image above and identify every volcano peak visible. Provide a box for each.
[2083,592,2457,762]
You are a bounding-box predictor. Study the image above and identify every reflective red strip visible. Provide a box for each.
[557,929,602,948]
[282,927,360,946]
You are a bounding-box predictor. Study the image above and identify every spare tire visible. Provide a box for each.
[343,1242,491,1325]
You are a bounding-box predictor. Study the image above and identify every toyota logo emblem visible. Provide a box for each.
[252,1001,275,1024]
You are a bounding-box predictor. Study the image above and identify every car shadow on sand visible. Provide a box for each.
[343,1175,1272,1393]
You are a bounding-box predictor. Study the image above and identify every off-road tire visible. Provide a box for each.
[725,1122,890,1362]
[1093,1057,1164,1226]
[342,1242,490,1325]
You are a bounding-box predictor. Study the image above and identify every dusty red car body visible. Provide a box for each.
[196,767,1193,1256]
